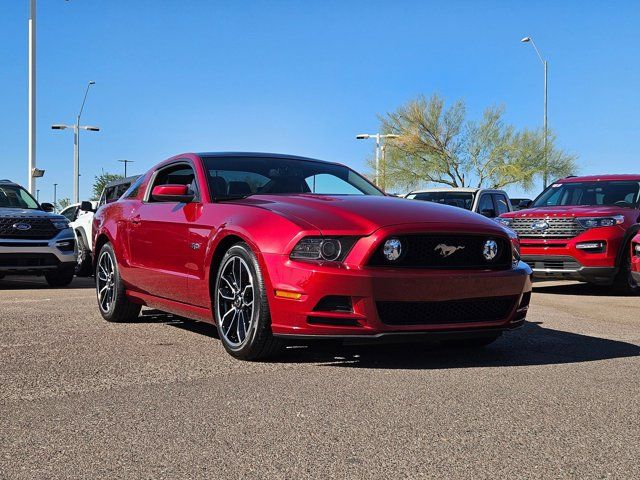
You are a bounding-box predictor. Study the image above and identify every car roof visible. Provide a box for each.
[408,187,508,194]
[104,175,140,188]
[196,151,336,165]
[0,179,20,186]
[557,174,640,183]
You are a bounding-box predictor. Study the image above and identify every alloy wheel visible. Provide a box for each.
[216,255,255,348]
[96,250,116,313]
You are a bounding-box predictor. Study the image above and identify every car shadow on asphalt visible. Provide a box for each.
[532,281,630,297]
[0,276,95,290]
[137,309,639,369]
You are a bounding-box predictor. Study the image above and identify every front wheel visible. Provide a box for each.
[214,242,283,360]
[45,265,75,287]
[613,246,639,295]
[96,243,141,322]
[75,233,93,277]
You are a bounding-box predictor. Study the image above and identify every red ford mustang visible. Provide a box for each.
[92,152,532,360]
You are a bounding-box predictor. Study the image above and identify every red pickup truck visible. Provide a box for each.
[498,174,640,294]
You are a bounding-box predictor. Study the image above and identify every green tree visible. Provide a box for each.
[372,94,577,192]
[56,197,71,211]
[92,172,123,200]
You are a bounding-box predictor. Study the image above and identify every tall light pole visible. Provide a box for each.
[356,133,399,188]
[118,159,134,177]
[53,183,57,211]
[52,81,99,203]
[521,36,549,187]
[36,189,40,202]
[27,0,37,194]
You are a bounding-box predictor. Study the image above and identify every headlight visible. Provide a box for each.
[510,237,521,266]
[51,220,70,229]
[290,237,357,262]
[495,217,512,227]
[383,238,403,261]
[576,215,624,229]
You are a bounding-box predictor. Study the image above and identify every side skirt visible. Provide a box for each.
[126,290,214,323]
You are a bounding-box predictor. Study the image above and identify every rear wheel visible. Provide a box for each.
[214,242,283,360]
[613,246,639,295]
[45,265,75,287]
[96,242,141,322]
[75,233,93,277]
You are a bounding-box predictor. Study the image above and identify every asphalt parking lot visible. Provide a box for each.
[1,276,638,479]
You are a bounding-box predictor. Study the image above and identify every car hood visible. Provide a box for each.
[0,207,65,221]
[234,194,507,235]
[503,205,629,218]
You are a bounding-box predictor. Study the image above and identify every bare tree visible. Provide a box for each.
[372,94,577,192]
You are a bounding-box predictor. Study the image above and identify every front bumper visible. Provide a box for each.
[522,255,618,285]
[263,252,532,338]
[632,252,640,284]
[519,228,624,285]
[0,230,76,274]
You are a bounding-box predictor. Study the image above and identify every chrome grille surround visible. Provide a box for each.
[508,216,586,239]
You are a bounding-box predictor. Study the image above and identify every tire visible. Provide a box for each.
[444,334,501,349]
[95,242,141,322]
[75,233,93,277]
[214,242,283,360]
[613,245,639,295]
[45,265,75,287]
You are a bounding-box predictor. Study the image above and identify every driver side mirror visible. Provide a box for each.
[518,200,532,209]
[41,202,54,213]
[151,184,195,203]
[481,208,496,218]
[80,201,95,212]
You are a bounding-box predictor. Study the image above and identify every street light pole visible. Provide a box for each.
[74,81,96,203]
[27,0,37,194]
[356,133,399,188]
[521,36,549,188]
[118,159,134,177]
[53,183,57,211]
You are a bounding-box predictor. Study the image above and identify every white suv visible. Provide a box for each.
[404,188,514,218]
[61,176,139,276]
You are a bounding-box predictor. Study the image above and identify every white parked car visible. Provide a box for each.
[60,176,140,276]
[404,188,513,219]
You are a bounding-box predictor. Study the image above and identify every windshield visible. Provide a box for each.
[202,156,384,199]
[532,181,640,208]
[0,184,40,209]
[407,191,474,210]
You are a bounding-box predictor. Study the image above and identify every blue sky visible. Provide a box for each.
[2,0,639,202]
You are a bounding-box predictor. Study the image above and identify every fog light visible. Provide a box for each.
[634,244,640,255]
[576,241,605,251]
[383,238,402,261]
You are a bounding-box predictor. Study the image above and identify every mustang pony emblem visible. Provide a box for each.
[434,244,465,257]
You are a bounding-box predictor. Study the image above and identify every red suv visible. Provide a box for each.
[498,174,640,294]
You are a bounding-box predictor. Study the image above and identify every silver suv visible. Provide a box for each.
[0,179,76,286]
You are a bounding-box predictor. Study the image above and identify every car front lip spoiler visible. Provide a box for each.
[273,322,524,343]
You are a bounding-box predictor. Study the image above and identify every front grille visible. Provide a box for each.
[368,234,511,270]
[508,217,585,239]
[525,259,581,271]
[0,253,59,268]
[0,217,58,240]
[376,296,517,326]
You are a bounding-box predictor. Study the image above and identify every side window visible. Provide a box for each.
[148,163,198,202]
[123,176,144,200]
[478,194,496,217]
[61,206,78,221]
[493,194,510,215]
[105,186,120,204]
